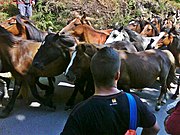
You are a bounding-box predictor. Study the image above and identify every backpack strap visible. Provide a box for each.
[126,93,137,130]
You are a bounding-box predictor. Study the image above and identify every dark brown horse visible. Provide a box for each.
[157,28,180,99]
[65,44,177,111]
[0,26,75,118]
[32,32,96,109]
[32,34,138,109]
[140,17,162,37]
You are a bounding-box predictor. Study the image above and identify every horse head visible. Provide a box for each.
[59,13,92,34]
[0,16,17,28]
[127,19,148,33]
[32,32,76,70]
[127,20,141,33]
[65,44,97,82]
[161,18,174,33]
[0,16,23,37]
[151,17,162,32]
[140,22,159,37]
[105,26,130,44]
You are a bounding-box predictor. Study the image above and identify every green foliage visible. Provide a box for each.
[0,4,18,23]
[31,0,71,32]
[0,0,179,31]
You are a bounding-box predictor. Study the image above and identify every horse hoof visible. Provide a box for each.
[155,105,161,111]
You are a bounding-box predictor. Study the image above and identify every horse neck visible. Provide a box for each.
[124,27,144,43]
[83,25,108,44]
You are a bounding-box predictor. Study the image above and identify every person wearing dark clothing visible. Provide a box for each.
[164,100,180,135]
[60,47,160,135]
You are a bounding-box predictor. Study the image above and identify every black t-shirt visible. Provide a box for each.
[61,91,156,135]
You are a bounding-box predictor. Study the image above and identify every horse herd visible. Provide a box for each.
[0,13,179,118]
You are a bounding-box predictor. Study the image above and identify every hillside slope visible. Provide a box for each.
[0,0,180,31]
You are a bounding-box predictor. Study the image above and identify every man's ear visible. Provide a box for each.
[115,71,120,81]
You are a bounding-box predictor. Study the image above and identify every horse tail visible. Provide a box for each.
[162,50,177,88]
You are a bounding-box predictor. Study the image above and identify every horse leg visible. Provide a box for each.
[155,81,167,111]
[0,79,5,106]
[65,79,86,109]
[44,77,55,98]
[36,77,50,90]
[0,79,22,118]
[171,75,180,99]
[35,77,55,97]
[28,76,56,110]
[3,77,11,99]
[0,76,11,99]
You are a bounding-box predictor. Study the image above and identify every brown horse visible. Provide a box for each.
[60,13,93,33]
[61,23,112,45]
[0,15,53,100]
[0,16,25,37]
[0,15,48,42]
[0,26,75,118]
[65,43,177,111]
[59,14,112,45]
[127,19,148,33]
[140,17,162,37]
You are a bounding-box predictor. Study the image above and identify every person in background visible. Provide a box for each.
[60,47,160,135]
[164,100,180,135]
[15,0,35,18]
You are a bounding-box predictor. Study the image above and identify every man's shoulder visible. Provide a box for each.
[70,97,95,115]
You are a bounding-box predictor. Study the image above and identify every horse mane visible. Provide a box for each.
[58,34,76,47]
[0,26,17,47]
[124,27,144,43]
[77,43,98,57]
[16,15,47,42]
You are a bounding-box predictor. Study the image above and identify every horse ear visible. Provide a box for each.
[82,12,87,20]
[80,11,87,24]
[47,26,53,34]
[118,26,123,32]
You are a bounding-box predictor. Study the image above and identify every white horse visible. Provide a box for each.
[105,26,165,50]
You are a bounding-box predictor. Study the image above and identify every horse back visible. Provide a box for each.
[117,49,173,89]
